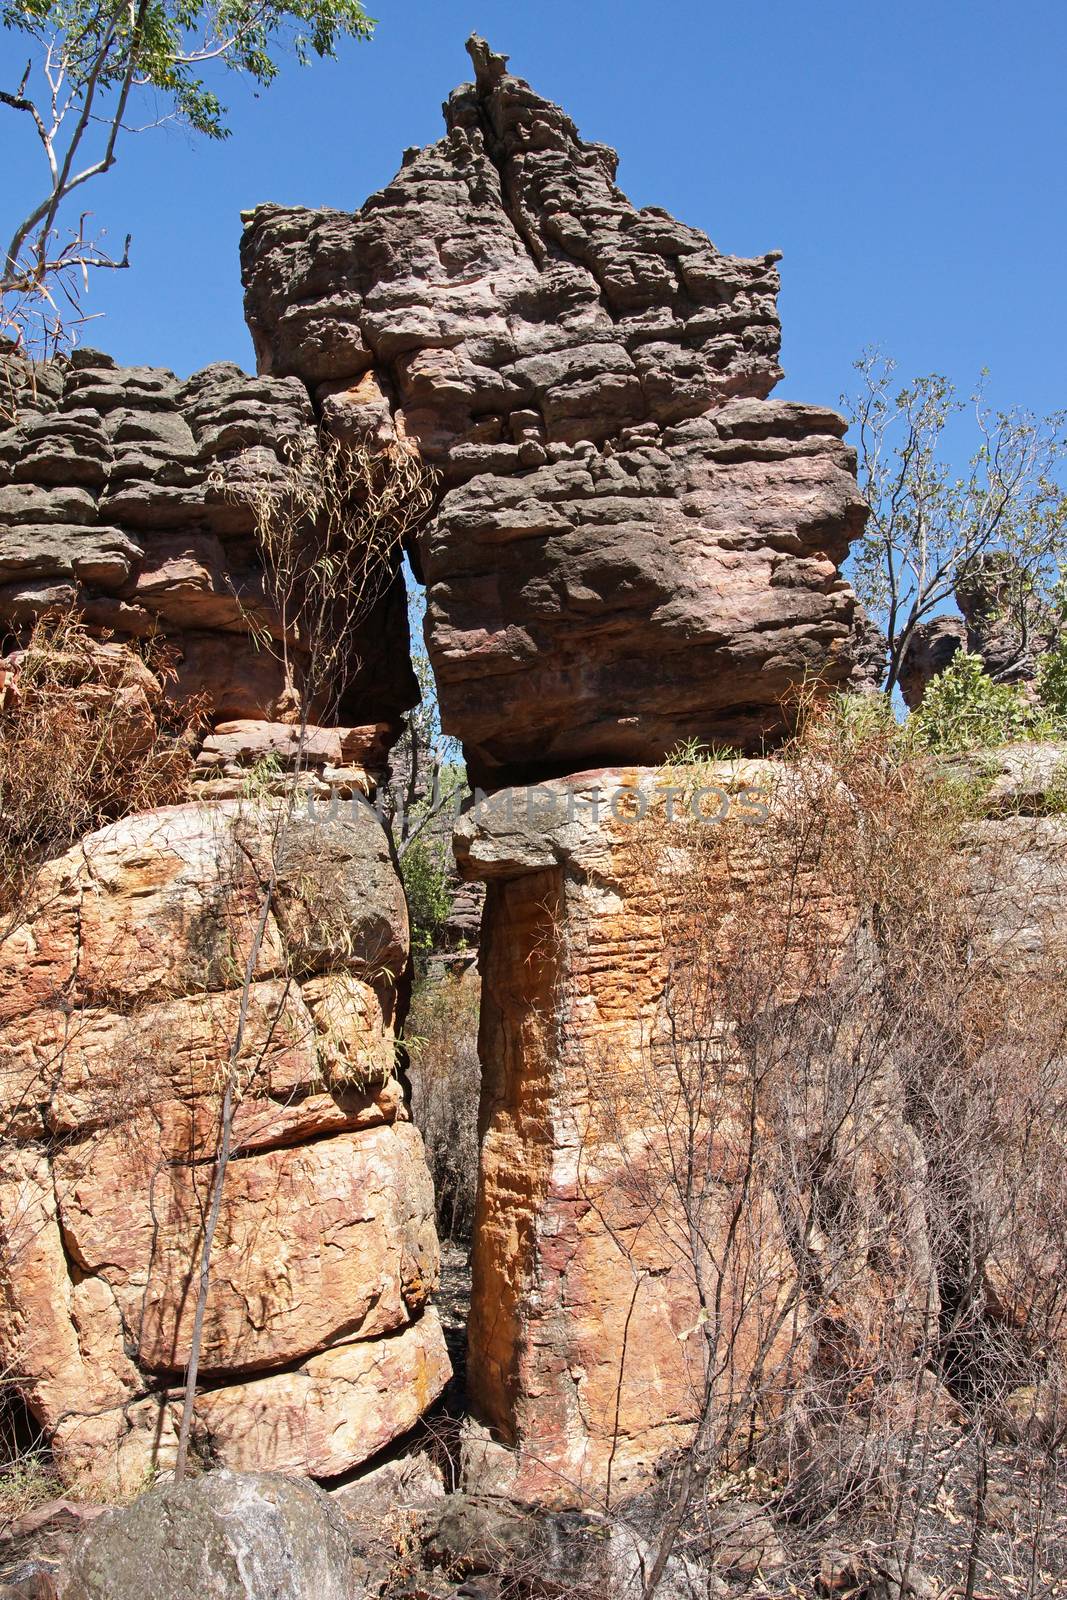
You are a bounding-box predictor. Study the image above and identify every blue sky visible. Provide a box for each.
[4,0,1066,423]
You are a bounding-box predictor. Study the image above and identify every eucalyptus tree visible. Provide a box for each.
[846,351,1066,696]
[1,0,374,347]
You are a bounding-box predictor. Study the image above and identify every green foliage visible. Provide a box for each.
[1037,636,1067,719]
[664,735,740,766]
[909,651,1043,753]
[400,837,452,977]
[239,751,284,799]
[2,0,376,348]
[823,689,899,748]
[2,0,375,141]
[1035,570,1067,718]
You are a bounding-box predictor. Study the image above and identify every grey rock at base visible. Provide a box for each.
[62,1470,367,1600]
[329,1449,446,1522]
[425,1495,721,1598]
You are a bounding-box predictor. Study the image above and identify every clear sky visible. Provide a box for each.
[4,0,1066,423]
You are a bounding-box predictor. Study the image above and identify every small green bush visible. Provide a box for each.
[1037,634,1067,719]
[909,651,1042,752]
[400,838,453,975]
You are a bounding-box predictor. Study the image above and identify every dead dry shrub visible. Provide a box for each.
[226,434,436,720]
[0,612,200,924]
[405,970,481,1243]
[570,706,1067,1593]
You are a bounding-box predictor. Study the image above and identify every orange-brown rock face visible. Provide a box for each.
[0,798,450,1491]
[454,767,937,1506]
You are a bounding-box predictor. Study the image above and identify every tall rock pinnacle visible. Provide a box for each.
[241,42,868,783]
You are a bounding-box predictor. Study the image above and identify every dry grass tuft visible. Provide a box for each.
[0,612,201,923]
[405,970,481,1244]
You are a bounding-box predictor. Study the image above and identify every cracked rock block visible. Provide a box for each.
[452,766,936,1505]
[0,798,450,1491]
[241,38,868,784]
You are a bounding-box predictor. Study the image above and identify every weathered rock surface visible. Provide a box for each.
[454,765,936,1504]
[424,1493,716,1598]
[241,37,868,783]
[0,342,417,732]
[0,798,450,1489]
[421,403,865,781]
[450,745,1067,1505]
[954,743,1067,971]
[898,615,967,709]
[956,746,1067,1345]
[844,603,889,693]
[63,1470,366,1600]
[957,555,1059,693]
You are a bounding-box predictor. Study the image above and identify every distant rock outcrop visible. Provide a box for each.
[956,555,1058,692]
[898,615,968,709]
[899,556,1059,710]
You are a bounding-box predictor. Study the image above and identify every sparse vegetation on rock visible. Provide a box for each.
[0,31,1065,1600]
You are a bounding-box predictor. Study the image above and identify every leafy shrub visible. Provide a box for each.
[1037,633,1067,719]
[400,838,453,976]
[909,650,1045,751]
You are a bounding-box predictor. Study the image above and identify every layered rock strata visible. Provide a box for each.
[0,797,450,1490]
[0,342,417,733]
[241,38,868,784]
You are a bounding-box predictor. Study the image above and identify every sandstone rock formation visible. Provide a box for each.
[0,341,417,733]
[16,35,1064,1545]
[957,556,1059,693]
[843,604,889,693]
[448,743,1067,1506]
[453,765,937,1504]
[954,746,1067,1347]
[0,796,450,1490]
[241,37,868,784]
[957,743,1067,971]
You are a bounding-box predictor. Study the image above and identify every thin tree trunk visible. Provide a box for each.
[173,868,276,1480]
